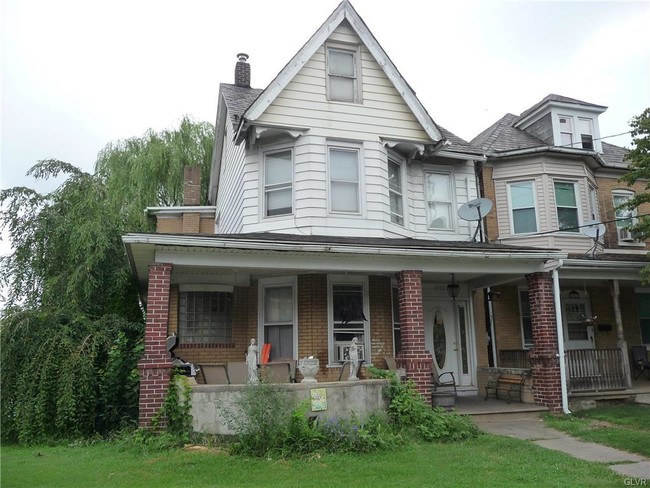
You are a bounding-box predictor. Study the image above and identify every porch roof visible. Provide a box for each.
[560,253,649,282]
[123,232,566,302]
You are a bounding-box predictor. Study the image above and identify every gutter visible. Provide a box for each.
[550,259,571,414]
[122,233,566,261]
[486,146,606,168]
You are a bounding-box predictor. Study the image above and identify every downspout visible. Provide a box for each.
[551,261,571,414]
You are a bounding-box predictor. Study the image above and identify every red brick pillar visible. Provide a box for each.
[395,270,433,405]
[526,272,562,412]
[138,263,174,427]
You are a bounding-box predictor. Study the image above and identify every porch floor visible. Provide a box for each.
[454,394,548,417]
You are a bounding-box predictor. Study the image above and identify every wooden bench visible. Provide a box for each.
[484,373,526,403]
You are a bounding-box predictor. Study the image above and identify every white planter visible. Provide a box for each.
[298,357,319,383]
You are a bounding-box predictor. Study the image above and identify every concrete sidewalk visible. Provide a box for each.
[473,412,650,480]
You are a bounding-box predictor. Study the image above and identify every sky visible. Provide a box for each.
[1,0,649,207]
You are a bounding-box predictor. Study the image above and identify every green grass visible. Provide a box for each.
[2,435,625,488]
[544,403,650,457]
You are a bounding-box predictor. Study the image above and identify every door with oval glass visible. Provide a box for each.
[424,299,472,387]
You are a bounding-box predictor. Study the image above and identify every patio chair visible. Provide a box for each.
[227,361,248,384]
[431,361,457,396]
[630,346,650,380]
[261,362,292,383]
[199,364,230,385]
[383,357,406,380]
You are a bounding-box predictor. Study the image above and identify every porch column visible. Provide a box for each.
[395,270,433,405]
[610,280,632,388]
[526,272,562,412]
[138,263,174,427]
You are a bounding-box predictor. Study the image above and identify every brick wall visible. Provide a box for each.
[157,217,182,233]
[138,263,174,427]
[526,272,562,412]
[479,164,499,241]
[395,270,433,404]
[589,285,642,348]
[369,275,394,363]
[472,290,490,367]
[596,176,650,250]
[183,166,201,206]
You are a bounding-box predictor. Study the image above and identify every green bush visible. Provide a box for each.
[368,366,479,442]
[0,310,143,444]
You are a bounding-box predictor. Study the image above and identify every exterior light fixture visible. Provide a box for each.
[487,290,502,302]
[447,273,460,299]
[568,290,580,299]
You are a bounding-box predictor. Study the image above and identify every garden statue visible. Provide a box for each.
[348,337,359,381]
[246,338,259,384]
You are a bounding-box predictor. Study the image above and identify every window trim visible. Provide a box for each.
[612,189,642,245]
[258,276,298,360]
[578,117,594,150]
[507,179,539,235]
[424,169,455,231]
[553,180,580,233]
[327,274,370,366]
[558,114,574,147]
[327,141,363,215]
[325,43,361,104]
[388,152,406,227]
[391,285,401,356]
[261,145,294,219]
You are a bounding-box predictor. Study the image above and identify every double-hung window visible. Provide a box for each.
[327,46,359,103]
[264,149,293,217]
[329,276,369,364]
[179,286,233,344]
[425,171,453,230]
[518,290,533,348]
[388,156,404,225]
[559,115,574,147]
[329,145,360,213]
[613,190,637,242]
[508,180,537,234]
[259,277,296,361]
[578,118,594,150]
[554,181,579,232]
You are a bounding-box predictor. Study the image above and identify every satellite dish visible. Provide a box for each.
[458,198,493,242]
[581,220,606,239]
[458,198,493,221]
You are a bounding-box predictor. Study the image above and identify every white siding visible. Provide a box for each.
[215,116,247,233]
[255,22,430,143]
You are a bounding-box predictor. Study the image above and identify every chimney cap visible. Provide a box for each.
[237,53,249,63]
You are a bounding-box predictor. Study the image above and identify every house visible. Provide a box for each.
[471,94,650,410]
[122,1,607,429]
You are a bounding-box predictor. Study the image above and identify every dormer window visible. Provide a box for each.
[327,45,360,103]
[559,116,573,147]
[578,118,594,150]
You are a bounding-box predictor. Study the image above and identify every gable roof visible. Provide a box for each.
[221,84,263,131]
[601,141,629,168]
[237,0,443,144]
[471,113,546,153]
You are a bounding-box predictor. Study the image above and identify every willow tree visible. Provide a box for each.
[0,116,214,443]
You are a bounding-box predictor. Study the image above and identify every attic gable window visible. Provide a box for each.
[264,149,293,217]
[327,46,359,103]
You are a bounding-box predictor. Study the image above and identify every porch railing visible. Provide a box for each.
[499,349,531,369]
[566,348,627,392]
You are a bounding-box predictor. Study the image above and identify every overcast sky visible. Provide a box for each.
[2,0,649,191]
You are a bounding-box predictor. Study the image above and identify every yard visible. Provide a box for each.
[2,434,625,488]
[544,403,650,457]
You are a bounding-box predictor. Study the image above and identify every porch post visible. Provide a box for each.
[395,270,433,405]
[526,272,562,412]
[138,263,174,427]
[610,280,632,388]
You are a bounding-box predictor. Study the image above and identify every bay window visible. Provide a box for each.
[425,171,453,230]
[554,181,579,232]
[508,180,537,234]
[329,145,360,213]
[264,149,293,217]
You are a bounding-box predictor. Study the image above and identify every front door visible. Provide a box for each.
[424,300,473,387]
[564,298,595,349]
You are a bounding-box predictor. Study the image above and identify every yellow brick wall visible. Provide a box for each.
[492,286,526,351]
[473,289,489,368]
[589,286,643,348]
[480,165,499,241]
[156,217,182,233]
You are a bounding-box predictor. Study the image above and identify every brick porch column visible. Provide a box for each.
[138,263,174,427]
[526,272,562,412]
[395,270,433,405]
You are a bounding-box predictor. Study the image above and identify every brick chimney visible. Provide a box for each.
[234,53,250,88]
[182,166,201,234]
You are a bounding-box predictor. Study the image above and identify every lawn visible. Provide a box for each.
[2,435,625,488]
[544,403,650,457]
